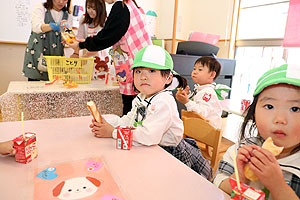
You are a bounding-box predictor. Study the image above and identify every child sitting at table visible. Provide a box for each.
[89,45,212,180]
[176,56,223,129]
[0,140,15,155]
[213,64,300,199]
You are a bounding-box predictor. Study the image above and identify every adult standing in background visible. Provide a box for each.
[68,0,152,115]
[71,0,107,59]
[23,0,73,81]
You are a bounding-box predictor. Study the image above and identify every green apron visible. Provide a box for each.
[22,10,68,80]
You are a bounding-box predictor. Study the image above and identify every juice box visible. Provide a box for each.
[230,178,265,200]
[116,126,134,150]
[13,132,38,164]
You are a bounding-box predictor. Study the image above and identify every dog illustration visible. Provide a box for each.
[53,176,101,200]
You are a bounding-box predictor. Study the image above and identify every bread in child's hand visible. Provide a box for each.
[261,137,284,156]
[177,87,184,95]
[87,101,102,123]
[244,164,259,181]
[244,137,283,181]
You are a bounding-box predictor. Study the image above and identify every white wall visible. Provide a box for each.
[176,0,234,40]
[0,44,27,95]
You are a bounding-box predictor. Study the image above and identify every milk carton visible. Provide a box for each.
[230,178,265,200]
[13,132,38,164]
[116,126,134,150]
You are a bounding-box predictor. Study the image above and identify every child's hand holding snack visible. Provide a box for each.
[235,144,260,184]
[243,137,283,181]
[176,85,190,104]
[243,138,284,192]
[0,140,16,155]
[90,118,114,138]
[247,147,285,191]
[87,101,114,138]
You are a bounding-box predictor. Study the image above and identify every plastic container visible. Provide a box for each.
[44,56,95,84]
[59,20,77,43]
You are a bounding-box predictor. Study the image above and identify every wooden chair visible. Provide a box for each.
[181,109,207,121]
[181,110,222,168]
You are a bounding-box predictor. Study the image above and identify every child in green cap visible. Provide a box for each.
[90,45,212,180]
[214,64,300,199]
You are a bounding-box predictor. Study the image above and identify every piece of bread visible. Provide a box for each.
[244,137,283,181]
[262,137,284,156]
[177,87,184,95]
[244,164,259,182]
[87,101,102,123]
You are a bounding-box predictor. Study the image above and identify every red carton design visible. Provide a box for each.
[116,126,134,150]
[13,132,38,164]
[229,178,265,200]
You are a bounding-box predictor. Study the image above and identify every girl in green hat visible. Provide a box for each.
[90,45,212,180]
[214,64,300,199]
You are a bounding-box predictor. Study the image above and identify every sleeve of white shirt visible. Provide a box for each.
[185,87,217,118]
[76,16,86,40]
[31,3,46,34]
[213,144,237,187]
[132,99,174,146]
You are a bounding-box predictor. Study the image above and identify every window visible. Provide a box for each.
[237,1,289,39]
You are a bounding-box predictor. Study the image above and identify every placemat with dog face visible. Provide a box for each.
[34,157,124,200]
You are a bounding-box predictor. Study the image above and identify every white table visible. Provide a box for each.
[0,116,230,200]
[0,80,122,121]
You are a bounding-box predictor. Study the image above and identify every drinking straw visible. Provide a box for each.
[21,112,25,139]
[118,128,128,149]
[129,94,146,127]
[129,106,138,128]
[232,150,241,191]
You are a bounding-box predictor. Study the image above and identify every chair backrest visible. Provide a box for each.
[181,110,222,168]
[181,109,207,121]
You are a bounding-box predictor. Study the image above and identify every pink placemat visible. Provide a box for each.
[34,157,124,200]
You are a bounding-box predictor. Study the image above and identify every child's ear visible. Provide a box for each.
[166,73,173,84]
[210,71,216,80]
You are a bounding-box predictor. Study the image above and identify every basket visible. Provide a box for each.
[44,56,95,84]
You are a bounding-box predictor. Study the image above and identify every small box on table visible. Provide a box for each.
[13,132,38,164]
[230,178,265,200]
[116,126,134,150]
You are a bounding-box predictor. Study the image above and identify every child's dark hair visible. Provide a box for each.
[132,69,187,93]
[195,56,221,80]
[83,0,107,28]
[240,95,300,153]
[240,96,258,142]
[44,0,72,14]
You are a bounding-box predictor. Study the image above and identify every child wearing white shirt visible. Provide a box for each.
[176,56,223,128]
[89,45,212,180]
